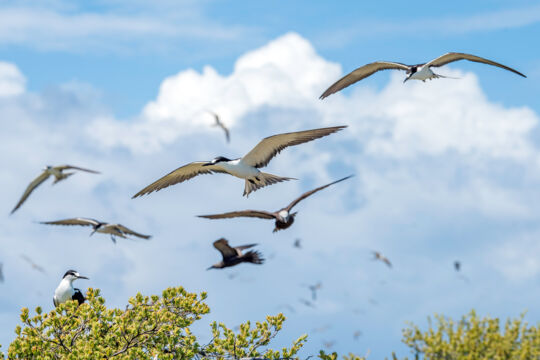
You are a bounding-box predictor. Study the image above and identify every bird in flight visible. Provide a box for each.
[20,254,46,274]
[454,261,461,272]
[198,175,353,232]
[53,270,88,307]
[39,217,151,243]
[11,165,100,214]
[132,126,346,198]
[320,52,526,99]
[304,282,322,301]
[0,263,4,283]
[293,238,302,249]
[208,111,230,143]
[372,251,392,268]
[207,238,264,269]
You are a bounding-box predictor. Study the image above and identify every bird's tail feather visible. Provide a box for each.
[433,73,460,80]
[244,250,265,265]
[243,173,295,197]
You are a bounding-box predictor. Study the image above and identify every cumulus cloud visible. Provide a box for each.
[0,62,25,97]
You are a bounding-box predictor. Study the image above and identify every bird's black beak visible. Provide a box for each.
[202,162,214,167]
[77,275,89,280]
[403,76,410,83]
[206,266,214,270]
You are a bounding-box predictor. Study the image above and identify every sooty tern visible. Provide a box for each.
[208,111,230,143]
[372,251,392,268]
[53,270,88,307]
[11,165,100,214]
[40,217,151,243]
[198,175,353,232]
[320,52,526,99]
[207,238,264,269]
[133,126,346,198]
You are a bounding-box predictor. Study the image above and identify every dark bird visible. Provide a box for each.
[132,126,346,198]
[208,111,230,143]
[293,238,302,249]
[207,238,264,269]
[11,165,100,214]
[53,270,88,306]
[372,251,392,268]
[454,261,461,272]
[20,254,46,274]
[320,52,526,99]
[198,175,353,232]
[39,217,151,243]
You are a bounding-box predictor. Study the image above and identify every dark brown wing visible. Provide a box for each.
[425,52,526,77]
[198,210,276,220]
[55,165,101,174]
[132,162,227,198]
[39,217,100,227]
[285,175,353,212]
[320,61,409,99]
[213,238,237,260]
[11,171,51,214]
[241,126,346,168]
[114,224,152,239]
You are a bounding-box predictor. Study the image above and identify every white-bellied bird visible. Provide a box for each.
[132,126,346,198]
[53,270,89,307]
[207,238,264,269]
[39,217,151,243]
[198,175,353,232]
[320,52,526,99]
[11,165,100,214]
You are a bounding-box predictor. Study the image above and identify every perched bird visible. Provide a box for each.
[20,254,46,274]
[207,238,264,269]
[53,270,89,307]
[454,261,461,272]
[208,111,230,143]
[198,175,353,232]
[320,52,526,99]
[133,126,346,198]
[11,165,100,214]
[39,217,151,243]
[372,251,392,268]
[293,238,302,249]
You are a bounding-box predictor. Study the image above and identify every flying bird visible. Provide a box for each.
[198,175,353,232]
[11,165,100,214]
[0,263,4,283]
[293,238,302,249]
[39,217,151,243]
[207,238,264,269]
[132,126,346,198]
[372,251,392,268]
[320,52,526,99]
[305,282,322,301]
[208,111,230,143]
[53,270,89,307]
[454,261,461,272]
[20,254,46,274]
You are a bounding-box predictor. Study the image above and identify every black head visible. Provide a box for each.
[203,156,232,166]
[62,270,89,280]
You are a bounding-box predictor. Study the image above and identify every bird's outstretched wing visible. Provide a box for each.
[320,61,409,99]
[235,243,257,251]
[285,175,353,212]
[198,210,275,220]
[55,165,101,174]
[40,217,100,227]
[208,111,230,143]
[213,238,237,260]
[132,162,227,198]
[115,224,152,239]
[222,125,230,143]
[11,171,51,214]
[241,126,346,168]
[425,52,526,77]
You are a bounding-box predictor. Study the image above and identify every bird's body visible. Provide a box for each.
[11,165,100,214]
[40,217,151,243]
[53,270,88,307]
[198,175,353,232]
[207,238,264,269]
[320,52,526,99]
[372,251,392,268]
[133,126,346,198]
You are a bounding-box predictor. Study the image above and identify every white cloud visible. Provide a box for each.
[0,62,25,97]
[490,232,540,281]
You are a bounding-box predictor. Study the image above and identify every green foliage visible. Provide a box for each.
[399,310,540,360]
[6,286,307,360]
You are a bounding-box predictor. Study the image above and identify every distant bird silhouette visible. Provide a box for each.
[305,282,322,301]
[39,217,151,243]
[454,261,461,272]
[293,238,302,249]
[372,251,392,268]
[53,270,88,307]
[11,165,100,214]
[208,111,230,143]
[320,52,526,99]
[199,175,353,232]
[0,263,4,283]
[132,126,346,198]
[20,254,46,274]
[207,238,264,269]
[353,330,362,340]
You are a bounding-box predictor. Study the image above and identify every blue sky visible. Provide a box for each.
[1,1,540,358]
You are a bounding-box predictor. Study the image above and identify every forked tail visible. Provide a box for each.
[243,250,265,265]
[432,72,460,80]
[243,172,295,197]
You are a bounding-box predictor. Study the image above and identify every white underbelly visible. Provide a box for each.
[410,66,434,81]
[218,161,260,179]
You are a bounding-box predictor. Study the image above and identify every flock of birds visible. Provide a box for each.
[2,52,525,336]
